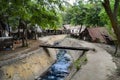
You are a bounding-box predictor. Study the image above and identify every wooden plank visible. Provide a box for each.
[39,44,95,51]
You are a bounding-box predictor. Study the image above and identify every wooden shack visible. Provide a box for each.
[80,27,115,45]
[0,21,13,50]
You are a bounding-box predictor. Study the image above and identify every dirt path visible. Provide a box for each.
[0,35,67,66]
[39,35,67,44]
[71,40,117,80]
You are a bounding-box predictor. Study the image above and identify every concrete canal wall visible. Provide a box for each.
[0,48,57,80]
[0,37,85,80]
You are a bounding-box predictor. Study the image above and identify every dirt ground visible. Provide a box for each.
[0,35,120,80]
[96,43,120,80]
[0,35,67,63]
[70,40,116,80]
[0,39,43,61]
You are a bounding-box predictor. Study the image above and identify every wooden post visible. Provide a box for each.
[39,44,95,51]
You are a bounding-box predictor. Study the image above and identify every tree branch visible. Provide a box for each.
[113,0,120,17]
[102,0,113,17]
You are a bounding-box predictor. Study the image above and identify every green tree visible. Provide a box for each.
[0,0,66,47]
[64,0,105,27]
[102,0,120,45]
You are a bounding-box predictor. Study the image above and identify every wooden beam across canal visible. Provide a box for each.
[39,44,95,51]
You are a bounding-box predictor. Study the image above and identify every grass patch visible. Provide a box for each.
[74,54,87,71]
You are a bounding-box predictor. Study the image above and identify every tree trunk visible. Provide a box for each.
[24,29,28,46]
[18,19,21,39]
[114,43,118,56]
[7,17,11,36]
[102,0,120,45]
[22,28,28,47]
[19,19,28,47]
[79,24,83,39]
[22,28,25,47]
[35,30,37,40]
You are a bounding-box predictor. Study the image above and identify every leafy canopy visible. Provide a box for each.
[0,0,67,29]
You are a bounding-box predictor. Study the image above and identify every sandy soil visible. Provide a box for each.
[71,40,117,80]
[96,43,120,80]
[0,35,67,62]
[0,40,42,61]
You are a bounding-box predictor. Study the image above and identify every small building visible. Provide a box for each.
[30,24,43,37]
[0,22,13,50]
[80,27,115,45]
[63,25,86,36]
[0,22,9,37]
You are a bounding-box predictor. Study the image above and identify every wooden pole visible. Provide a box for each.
[39,44,95,51]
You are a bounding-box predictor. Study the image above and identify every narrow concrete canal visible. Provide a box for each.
[39,37,117,80]
[36,50,72,80]
[0,35,117,80]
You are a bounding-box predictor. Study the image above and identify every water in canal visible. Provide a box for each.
[36,49,72,80]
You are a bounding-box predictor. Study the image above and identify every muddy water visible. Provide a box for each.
[36,50,72,80]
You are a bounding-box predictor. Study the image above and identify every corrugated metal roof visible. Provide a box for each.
[87,27,113,43]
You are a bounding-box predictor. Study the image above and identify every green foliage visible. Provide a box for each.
[99,0,120,37]
[0,0,66,29]
[64,0,120,30]
[63,0,105,27]
[74,54,87,70]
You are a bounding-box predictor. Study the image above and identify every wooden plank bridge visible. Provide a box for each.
[39,44,95,51]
